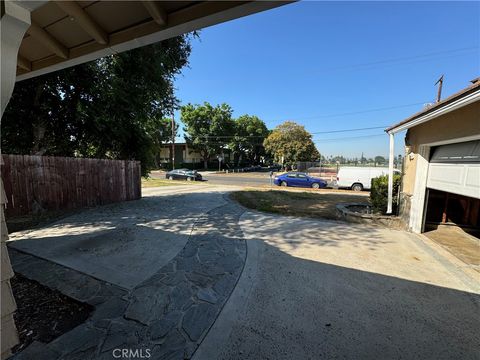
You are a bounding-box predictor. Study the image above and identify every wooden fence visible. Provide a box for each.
[1,155,141,217]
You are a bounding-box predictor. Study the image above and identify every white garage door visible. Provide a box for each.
[427,140,480,199]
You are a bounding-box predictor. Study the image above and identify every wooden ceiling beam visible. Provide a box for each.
[17,55,32,71]
[54,1,109,45]
[27,21,69,59]
[141,1,168,26]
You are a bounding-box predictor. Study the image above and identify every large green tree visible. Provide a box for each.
[263,121,320,166]
[374,155,386,166]
[2,34,195,174]
[181,102,234,169]
[230,115,269,166]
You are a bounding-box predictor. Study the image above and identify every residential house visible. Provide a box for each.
[158,143,232,168]
[386,78,480,238]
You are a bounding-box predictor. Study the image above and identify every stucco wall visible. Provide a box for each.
[401,101,480,195]
[1,178,19,360]
[402,152,417,195]
[159,145,203,164]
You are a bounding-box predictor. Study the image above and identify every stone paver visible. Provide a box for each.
[11,194,246,360]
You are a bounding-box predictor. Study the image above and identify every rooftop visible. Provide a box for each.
[386,77,480,134]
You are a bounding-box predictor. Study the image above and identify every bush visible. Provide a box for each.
[370,174,401,214]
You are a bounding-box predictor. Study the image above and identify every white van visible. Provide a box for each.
[335,167,400,191]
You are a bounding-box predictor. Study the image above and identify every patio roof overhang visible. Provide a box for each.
[14,0,291,81]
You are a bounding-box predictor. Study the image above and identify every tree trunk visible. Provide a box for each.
[31,82,46,155]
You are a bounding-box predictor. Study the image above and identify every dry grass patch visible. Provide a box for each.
[141,178,194,188]
[231,189,369,220]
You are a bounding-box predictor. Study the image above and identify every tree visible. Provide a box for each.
[263,121,320,167]
[230,115,269,166]
[332,155,346,164]
[360,152,366,164]
[374,156,386,166]
[151,118,178,168]
[2,34,196,175]
[181,102,234,169]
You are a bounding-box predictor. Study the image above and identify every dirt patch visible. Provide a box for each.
[423,226,480,271]
[11,274,93,354]
[231,189,369,220]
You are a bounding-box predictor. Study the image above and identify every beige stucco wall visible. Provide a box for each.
[159,145,203,164]
[402,152,417,195]
[1,178,19,360]
[401,101,480,195]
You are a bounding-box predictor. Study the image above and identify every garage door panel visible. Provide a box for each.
[465,166,480,188]
[427,163,480,199]
[428,164,464,186]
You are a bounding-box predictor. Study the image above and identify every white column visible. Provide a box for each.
[387,132,395,214]
[1,2,31,359]
[1,1,31,116]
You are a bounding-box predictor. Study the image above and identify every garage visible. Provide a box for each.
[422,140,480,267]
[424,140,480,237]
[385,78,480,269]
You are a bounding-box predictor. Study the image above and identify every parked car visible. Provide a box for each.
[165,169,202,181]
[268,164,282,171]
[335,166,400,191]
[273,172,327,189]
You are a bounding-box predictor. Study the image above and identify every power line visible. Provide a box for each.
[182,132,388,143]
[314,133,386,143]
[180,124,393,139]
[180,100,429,139]
[275,101,427,122]
[310,46,478,75]
[312,125,388,135]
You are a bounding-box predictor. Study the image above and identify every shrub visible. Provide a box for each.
[370,174,401,214]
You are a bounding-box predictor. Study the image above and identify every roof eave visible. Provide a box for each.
[386,87,480,135]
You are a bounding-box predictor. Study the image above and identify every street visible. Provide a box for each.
[203,172,272,187]
[149,171,337,188]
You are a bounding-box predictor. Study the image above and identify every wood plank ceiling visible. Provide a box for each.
[16,1,286,79]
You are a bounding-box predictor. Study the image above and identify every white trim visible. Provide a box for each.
[12,1,48,12]
[387,89,480,134]
[409,145,430,233]
[422,134,480,147]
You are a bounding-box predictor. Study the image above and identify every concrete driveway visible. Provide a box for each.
[8,186,227,289]
[195,210,480,360]
[8,186,479,359]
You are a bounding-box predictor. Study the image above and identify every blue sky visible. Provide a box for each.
[174,1,479,158]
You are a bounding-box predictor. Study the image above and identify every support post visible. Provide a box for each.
[1,2,31,358]
[387,132,395,214]
[1,1,31,116]
[171,114,175,170]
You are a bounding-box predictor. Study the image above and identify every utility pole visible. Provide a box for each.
[171,112,175,170]
[435,75,444,103]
